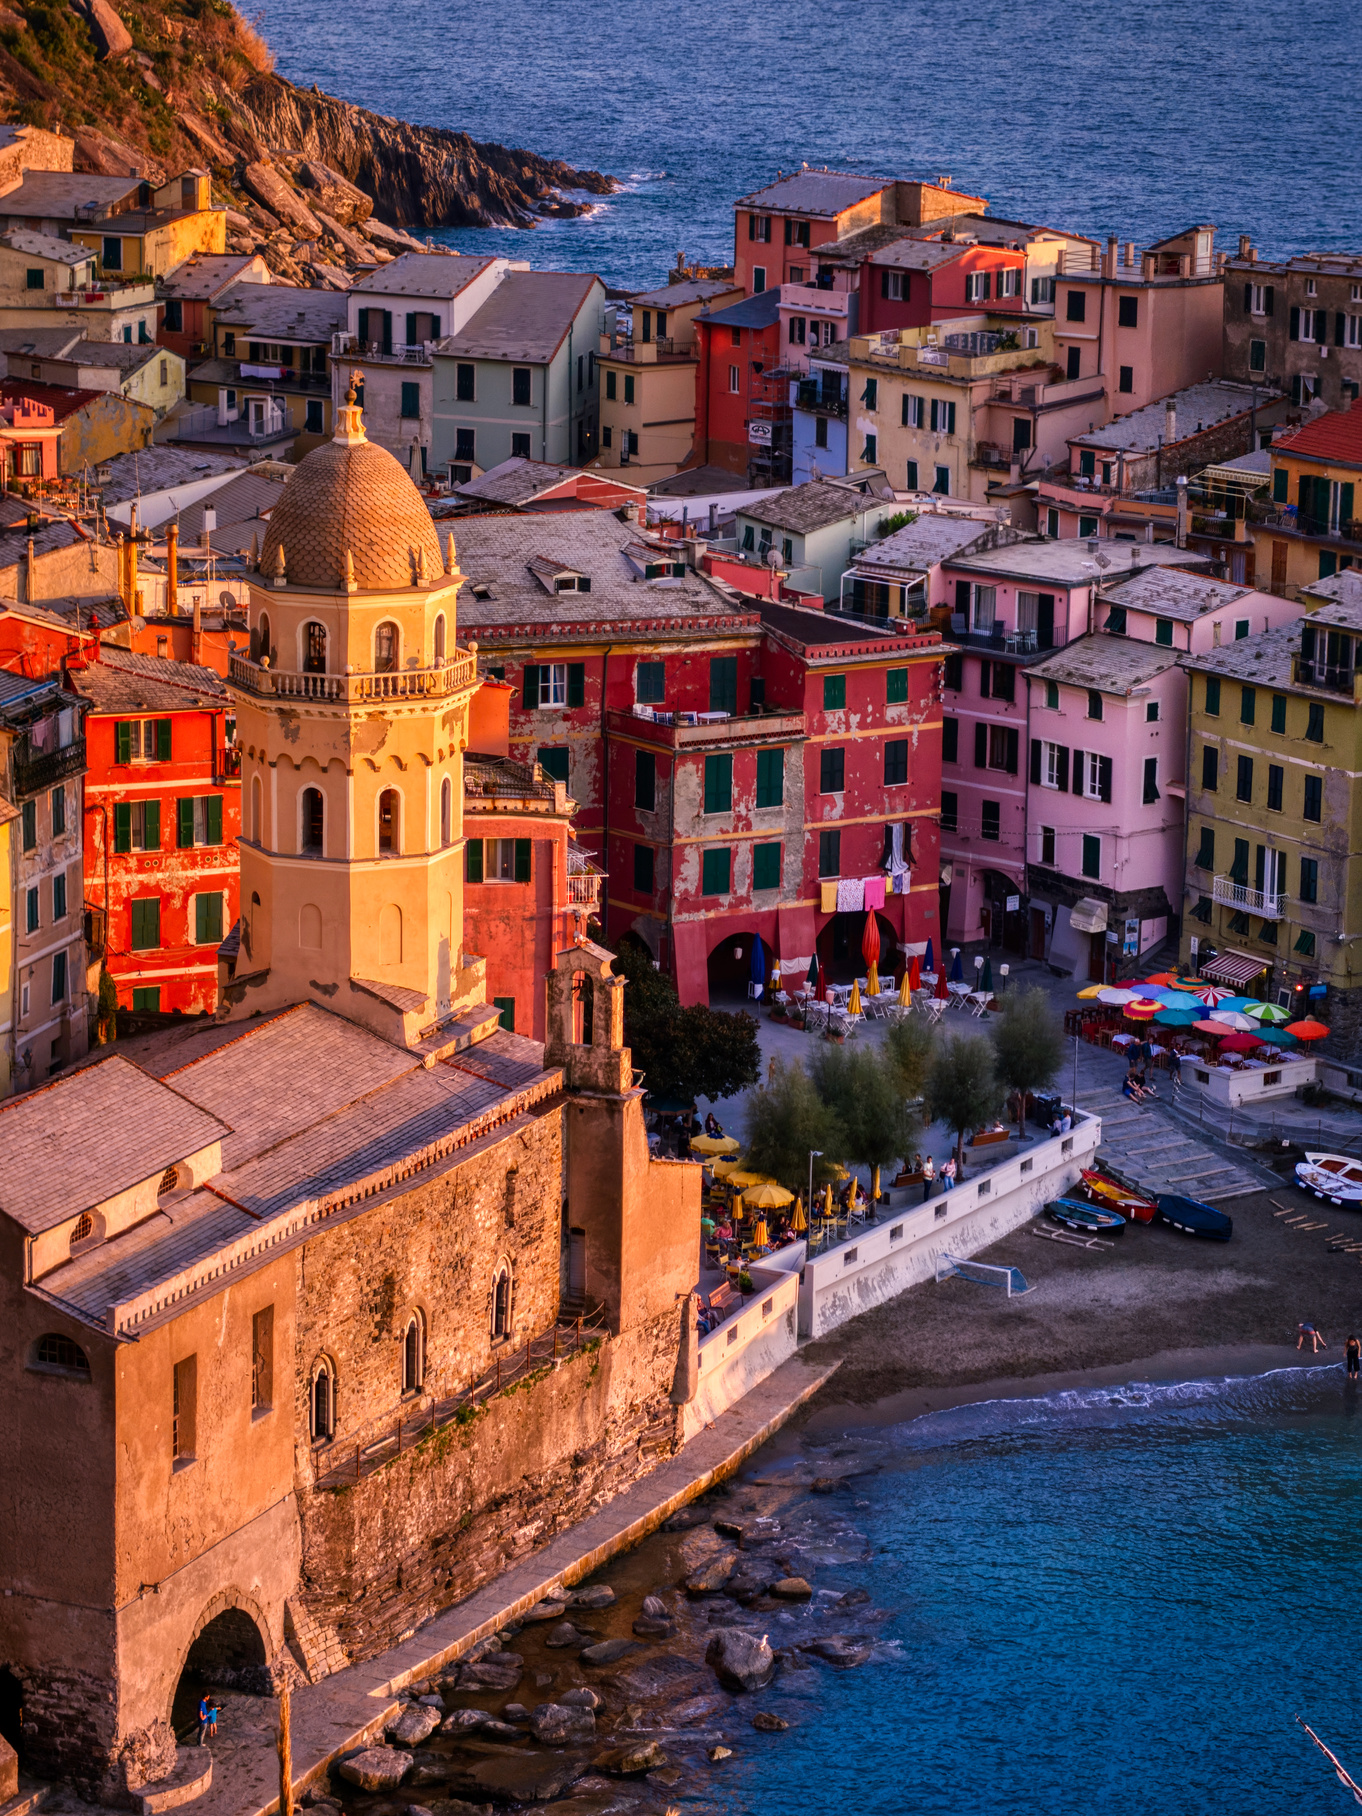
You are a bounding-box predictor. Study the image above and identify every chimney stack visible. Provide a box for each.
[1238,234,1253,259]
[1105,235,1117,277]
[1165,400,1177,444]
[1123,241,1134,269]
[166,520,178,615]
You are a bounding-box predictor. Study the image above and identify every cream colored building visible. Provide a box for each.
[597,277,742,484]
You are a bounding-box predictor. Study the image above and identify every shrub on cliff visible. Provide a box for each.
[741,1057,845,1198]
[612,939,760,1105]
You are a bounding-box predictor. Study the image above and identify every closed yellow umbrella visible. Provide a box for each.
[792,1195,807,1233]
[899,968,911,1006]
[746,1180,794,1209]
[731,1192,743,1221]
[867,961,880,996]
[849,980,862,1015]
[753,1218,769,1248]
[822,1182,834,1218]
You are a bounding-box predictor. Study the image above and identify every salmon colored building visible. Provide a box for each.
[71,649,240,1016]
[693,288,786,481]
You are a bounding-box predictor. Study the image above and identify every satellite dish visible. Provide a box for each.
[766,547,782,569]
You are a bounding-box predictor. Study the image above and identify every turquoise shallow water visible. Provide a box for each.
[698,1365,1362,1815]
[255,0,1361,288]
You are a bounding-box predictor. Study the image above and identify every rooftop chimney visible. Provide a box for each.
[166,520,178,615]
[1165,400,1177,443]
[1123,241,1134,269]
[1105,235,1117,278]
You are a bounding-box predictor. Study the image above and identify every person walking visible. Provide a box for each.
[941,1156,957,1192]
[1168,1047,1183,1086]
[921,1154,935,1202]
[197,1695,212,1747]
[1347,1336,1360,1380]
[1298,1322,1327,1353]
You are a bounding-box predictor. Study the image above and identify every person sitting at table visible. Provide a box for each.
[705,1112,723,1138]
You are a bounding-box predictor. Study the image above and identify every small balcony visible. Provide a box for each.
[214,745,242,784]
[608,705,806,749]
[794,378,848,419]
[228,651,478,704]
[332,332,432,365]
[567,839,604,913]
[14,734,85,797]
[1293,655,1358,696]
[1213,874,1286,919]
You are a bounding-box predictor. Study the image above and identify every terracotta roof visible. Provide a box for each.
[1274,407,1362,470]
[71,648,229,714]
[0,1053,231,1235]
[260,422,443,591]
[739,481,883,535]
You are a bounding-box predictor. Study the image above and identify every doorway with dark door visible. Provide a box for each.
[1030,907,1048,962]
[983,870,1026,955]
[1088,932,1109,983]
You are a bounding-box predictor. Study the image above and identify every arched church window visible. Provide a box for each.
[433,613,446,663]
[303,621,327,673]
[402,1313,425,1394]
[374,622,398,673]
[491,1266,512,1340]
[440,777,452,846]
[378,789,398,854]
[310,1360,335,1441]
[302,788,324,853]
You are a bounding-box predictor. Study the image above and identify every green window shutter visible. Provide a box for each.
[206,795,222,845]
[1205,677,1220,715]
[514,838,532,882]
[522,664,539,708]
[381,310,393,355]
[406,312,418,346]
[196,892,224,944]
[886,668,908,704]
[1155,619,1173,647]
[701,847,731,895]
[709,656,738,714]
[704,753,733,813]
[195,894,207,944]
[113,802,131,852]
[358,308,369,343]
[156,719,171,760]
[465,838,483,883]
[755,747,784,808]
[753,842,781,890]
[177,798,194,848]
[115,721,131,764]
[143,799,160,850]
[131,898,160,950]
[493,996,515,1032]
[566,663,585,708]
[1272,467,1287,503]
[1343,483,1355,525]
[823,674,846,710]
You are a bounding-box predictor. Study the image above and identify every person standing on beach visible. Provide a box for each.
[1298,1322,1327,1353]
[1347,1336,1360,1379]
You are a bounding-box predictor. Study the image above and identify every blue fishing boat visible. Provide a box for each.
[1156,1193,1233,1241]
[1046,1197,1126,1234]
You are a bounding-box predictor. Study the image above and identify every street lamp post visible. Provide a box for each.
[808,1149,823,1221]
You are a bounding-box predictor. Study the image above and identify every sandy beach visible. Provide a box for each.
[797,1182,1362,1416]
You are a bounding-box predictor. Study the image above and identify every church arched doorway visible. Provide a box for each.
[170,1606,269,1741]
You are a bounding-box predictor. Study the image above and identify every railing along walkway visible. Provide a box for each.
[314,1306,608,1491]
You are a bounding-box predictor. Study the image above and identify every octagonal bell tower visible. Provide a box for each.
[223,381,492,1051]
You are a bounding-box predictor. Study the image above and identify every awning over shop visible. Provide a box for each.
[1200,948,1269,987]
[1068,896,1109,935]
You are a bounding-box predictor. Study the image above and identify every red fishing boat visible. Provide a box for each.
[1079,1165,1157,1223]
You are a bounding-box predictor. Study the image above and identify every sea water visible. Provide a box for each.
[255,0,1361,289]
[693,1365,1362,1815]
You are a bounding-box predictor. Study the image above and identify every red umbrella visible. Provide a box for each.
[1192,1018,1228,1035]
[1217,1030,1264,1053]
[1286,1019,1330,1040]
[935,970,949,1002]
[908,953,922,991]
[861,913,881,967]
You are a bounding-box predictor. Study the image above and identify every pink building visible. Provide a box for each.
[777,284,851,374]
[0,394,60,486]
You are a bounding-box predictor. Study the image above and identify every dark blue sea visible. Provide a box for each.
[255,0,1360,290]
[696,1364,1362,1815]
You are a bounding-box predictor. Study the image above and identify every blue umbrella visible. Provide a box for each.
[1252,1026,1297,1048]
[950,950,964,983]
[807,948,820,994]
[750,939,767,989]
[925,938,935,974]
[1155,1006,1201,1027]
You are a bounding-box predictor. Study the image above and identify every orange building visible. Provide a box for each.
[71,649,240,1016]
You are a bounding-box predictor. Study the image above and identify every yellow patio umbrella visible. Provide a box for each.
[692,1133,740,1156]
[849,980,862,1015]
[752,1218,769,1247]
[745,1180,794,1209]
[791,1195,807,1233]
[731,1192,744,1221]
[822,1182,835,1218]
[711,1158,743,1179]
[1077,984,1104,999]
[899,969,912,1006]
[867,961,880,996]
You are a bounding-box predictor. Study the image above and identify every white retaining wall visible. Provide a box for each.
[682,1261,801,1441]
[1184,1054,1317,1106]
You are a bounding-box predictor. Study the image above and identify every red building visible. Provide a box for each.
[0,394,62,488]
[157,252,270,363]
[855,239,1027,336]
[693,288,787,481]
[71,649,240,1016]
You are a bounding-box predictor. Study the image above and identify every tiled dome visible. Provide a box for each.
[260,424,444,592]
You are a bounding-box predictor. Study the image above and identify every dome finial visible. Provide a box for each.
[335,370,367,448]
[445,530,457,575]
[344,548,356,593]
[271,542,287,589]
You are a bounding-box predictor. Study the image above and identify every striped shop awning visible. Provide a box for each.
[1200,948,1269,987]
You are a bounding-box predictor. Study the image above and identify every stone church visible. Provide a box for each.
[0,388,700,1805]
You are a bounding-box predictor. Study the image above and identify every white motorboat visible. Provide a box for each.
[1296,1152,1362,1204]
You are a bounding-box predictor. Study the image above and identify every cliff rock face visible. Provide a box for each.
[0,0,614,239]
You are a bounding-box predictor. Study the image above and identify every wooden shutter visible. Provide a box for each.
[357,308,369,344]
[406,312,418,347]
[143,799,160,850]
[177,798,194,847]
[522,664,539,708]
[1004,728,1019,774]
[978,663,991,700]
[1243,283,1252,312]
[1030,738,1042,784]
[1098,755,1112,803]
[115,720,131,764]
[566,663,585,708]
[206,795,222,845]
[1264,286,1274,316]
[113,802,131,851]
[465,838,483,883]
[881,270,890,300]
[954,579,971,613]
[1072,750,1084,794]
[1338,312,1348,347]
[1289,305,1300,341]
[1342,483,1355,525]
[381,310,393,355]
[1317,309,1328,342]
[974,722,987,768]
[1056,746,1069,792]
[514,838,532,882]
[156,719,171,759]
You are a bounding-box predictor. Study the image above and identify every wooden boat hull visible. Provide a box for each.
[1047,1197,1126,1234]
[1080,1167,1157,1223]
[1156,1194,1233,1241]
[1295,1153,1362,1205]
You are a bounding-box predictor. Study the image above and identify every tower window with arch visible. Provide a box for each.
[310,1359,335,1442]
[440,776,452,846]
[491,1264,513,1341]
[433,613,446,664]
[302,787,324,854]
[303,621,327,674]
[378,789,398,854]
[374,621,398,674]
[251,774,262,843]
[402,1312,425,1395]
[255,612,272,665]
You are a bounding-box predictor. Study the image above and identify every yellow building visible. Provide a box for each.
[1180,574,1362,1042]
[0,168,225,281]
[597,278,742,484]
[223,380,488,1048]
[1252,405,1362,596]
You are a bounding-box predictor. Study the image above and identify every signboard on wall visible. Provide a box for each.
[1123,916,1139,957]
[747,421,772,445]
[1006,894,1020,914]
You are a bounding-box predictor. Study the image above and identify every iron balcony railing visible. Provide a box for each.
[228,651,477,703]
[14,735,85,797]
[1293,655,1357,695]
[1213,874,1286,919]
[795,378,848,418]
[332,332,432,365]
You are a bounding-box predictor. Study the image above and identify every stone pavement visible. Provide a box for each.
[1078,1083,1269,1201]
[187,1354,837,1816]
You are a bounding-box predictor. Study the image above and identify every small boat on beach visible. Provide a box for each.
[1296,1152,1362,1205]
[1080,1165,1157,1223]
[1047,1197,1126,1234]
[1156,1194,1233,1241]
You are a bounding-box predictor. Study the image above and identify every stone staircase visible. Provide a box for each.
[284,1597,350,1686]
[0,1783,47,1816]
[1080,1086,1269,1201]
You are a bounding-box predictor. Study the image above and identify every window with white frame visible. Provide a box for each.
[902,392,924,429]
[1042,740,1063,788]
[1299,308,1317,341]
[728,364,740,393]
[537,663,567,706]
[998,268,1020,297]
[1346,315,1362,349]
[883,270,905,300]
[1031,276,1055,305]
[1084,759,1105,800]
[1249,284,1268,315]
[1306,278,1317,296]
[970,584,997,632]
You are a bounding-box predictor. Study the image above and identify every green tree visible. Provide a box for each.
[612,938,761,1104]
[991,986,1064,1133]
[809,1042,918,1201]
[882,1013,936,1105]
[742,1057,846,1198]
[923,1032,1006,1169]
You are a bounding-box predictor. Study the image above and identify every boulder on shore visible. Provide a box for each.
[591,1740,667,1777]
[387,1705,441,1746]
[685,1552,736,1595]
[530,1703,595,1744]
[337,1748,411,1792]
[705,1628,775,1693]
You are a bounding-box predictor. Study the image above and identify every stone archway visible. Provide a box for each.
[168,1592,273,1740]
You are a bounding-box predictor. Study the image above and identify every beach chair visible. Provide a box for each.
[924,997,948,1027]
